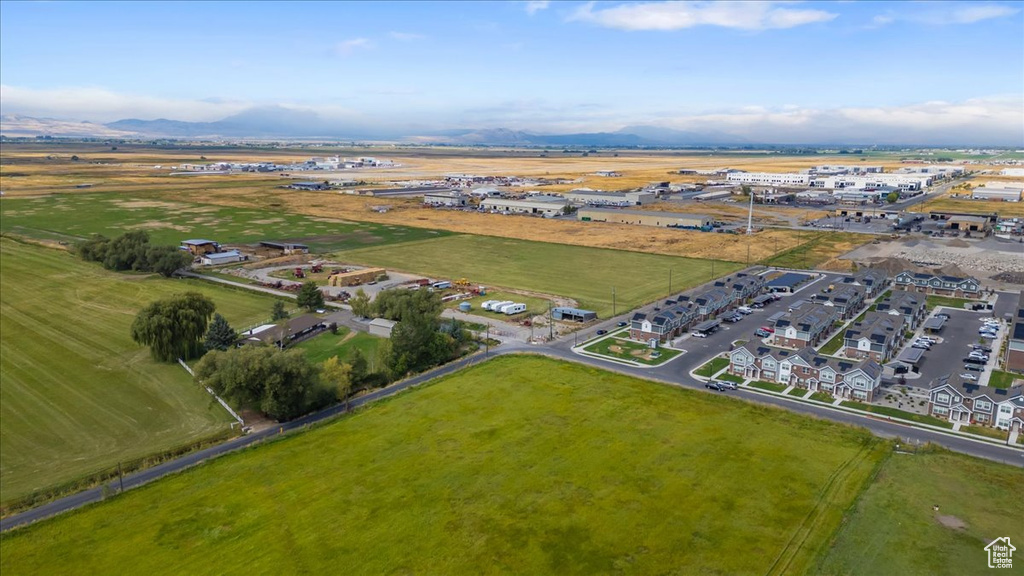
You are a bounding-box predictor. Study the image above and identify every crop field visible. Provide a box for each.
[0,355,886,575]
[339,235,744,317]
[0,192,449,252]
[816,450,1024,575]
[0,238,286,502]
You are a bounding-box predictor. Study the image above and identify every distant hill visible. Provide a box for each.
[0,114,139,138]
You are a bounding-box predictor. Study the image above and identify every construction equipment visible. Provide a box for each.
[454,278,471,288]
[311,263,323,273]
[294,267,305,278]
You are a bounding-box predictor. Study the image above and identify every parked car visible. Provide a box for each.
[737,306,754,314]
[596,329,607,336]
[912,343,930,350]
[972,345,993,353]
[616,321,627,327]
[716,380,738,390]
[760,326,775,333]
[691,332,708,338]
[964,363,983,372]
[963,357,986,365]
[960,373,978,381]
[754,328,771,338]
[936,313,950,320]
[705,382,724,391]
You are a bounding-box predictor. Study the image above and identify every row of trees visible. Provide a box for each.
[79,231,193,277]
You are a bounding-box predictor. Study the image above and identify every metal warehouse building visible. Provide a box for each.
[566,190,655,206]
[481,196,567,217]
[971,185,1022,202]
[578,208,712,229]
[551,307,597,322]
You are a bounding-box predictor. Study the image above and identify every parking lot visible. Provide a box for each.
[893,307,1001,388]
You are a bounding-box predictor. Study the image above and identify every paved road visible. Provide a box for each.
[4,271,1021,532]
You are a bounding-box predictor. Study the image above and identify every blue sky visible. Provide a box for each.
[1,1,1022,144]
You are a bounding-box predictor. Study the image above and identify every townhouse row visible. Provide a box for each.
[630,273,765,342]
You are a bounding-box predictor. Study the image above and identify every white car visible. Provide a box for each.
[959,373,977,381]
[691,332,708,338]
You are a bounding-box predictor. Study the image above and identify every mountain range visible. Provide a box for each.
[1,108,744,146]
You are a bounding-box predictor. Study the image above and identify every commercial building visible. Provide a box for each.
[893,271,981,298]
[1007,292,1024,372]
[928,374,1024,429]
[947,215,992,235]
[481,196,567,217]
[810,174,933,191]
[726,172,811,186]
[578,208,712,229]
[423,191,469,207]
[552,307,597,322]
[971,184,1023,202]
[729,343,882,401]
[566,190,655,206]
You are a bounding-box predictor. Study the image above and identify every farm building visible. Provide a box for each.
[423,191,469,207]
[327,267,387,287]
[368,318,397,338]
[578,208,712,230]
[257,241,309,256]
[566,190,655,206]
[289,181,329,191]
[241,315,327,347]
[552,307,597,322]
[201,249,245,266]
[181,239,220,255]
[971,184,1022,202]
[481,196,567,217]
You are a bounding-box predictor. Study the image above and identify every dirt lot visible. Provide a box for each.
[843,234,1024,286]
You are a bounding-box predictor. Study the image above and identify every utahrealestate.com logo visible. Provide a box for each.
[985,537,1015,569]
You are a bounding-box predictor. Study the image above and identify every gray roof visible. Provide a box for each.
[579,207,711,220]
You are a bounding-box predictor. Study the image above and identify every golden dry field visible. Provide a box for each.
[0,143,872,264]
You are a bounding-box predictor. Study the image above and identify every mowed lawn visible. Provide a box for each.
[816,450,1024,575]
[0,193,448,252]
[0,356,885,575]
[340,235,743,317]
[0,239,286,502]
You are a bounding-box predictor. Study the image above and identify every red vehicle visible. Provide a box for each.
[760,326,775,333]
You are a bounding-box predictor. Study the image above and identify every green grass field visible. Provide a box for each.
[925,294,983,310]
[292,328,384,366]
[695,356,729,377]
[987,370,1019,389]
[582,335,681,365]
[0,238,287,502]
[0,192,448,252]
[340,235,742,317]
[816,450,1024,575]
[0,355,885,575]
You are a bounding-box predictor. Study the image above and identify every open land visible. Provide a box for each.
[0,355,887,575]
[339,235,744,317]
[0,238,287,502]
[816,450,1024,575]
[0,192,449,252]
[292,327,384,366]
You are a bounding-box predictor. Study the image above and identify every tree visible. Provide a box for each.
[78,234,110,262]
[102,230,151,271]
[271,300,289,321]
[348,288,372,318]
[204,313,236,352]
[195,346,328,421]
[886,191,899,204]
[321,356,353,407]
[131,292,216,362]
[296,281,325,312]
[146,245,192,277]
[348,348,369,386]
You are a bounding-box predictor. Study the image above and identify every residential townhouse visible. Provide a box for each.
[630,299,696,343]
[810,284,866,319]
[718,273,765,302]
[893,271,981,299]
[687,287,733,321]
[729,343,882,401]
[1005,292,1024,372]
[841,268,889,299]
[772,304,838,349]
[928,374,1024,430]
[874,290,928,330]
[842,311,907,363]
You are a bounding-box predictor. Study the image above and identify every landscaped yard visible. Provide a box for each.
[988,370,1021,389]
[842,401,953,429]
[961,425,1008,441]
[818,322,847,355]
[810,391,835,403]
[0,238,286,504]
[815,450,1024,575]
[694,356,729,377]
[583,335,681,365]
[925,294,983,311]
[338,235,743,317]
[719,373,744,384]
[749,380,788,392]
[0,355,887,575]
[292,327,385,366]
[0,192,448,252]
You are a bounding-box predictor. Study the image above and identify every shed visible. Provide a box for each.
[201,249,244,266]
[181,239,220,255]
[368,318,398,338]
[551,307,597,322]
[693,319,721,333]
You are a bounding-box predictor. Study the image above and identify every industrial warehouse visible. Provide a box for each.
[578,208,713,230]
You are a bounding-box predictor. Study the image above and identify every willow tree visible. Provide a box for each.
[131,292,216,361]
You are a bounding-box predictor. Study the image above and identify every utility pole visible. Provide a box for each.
[747,191,754,234]
[485,324,489,356]
[612,286,616,316]
[117,462,124,493]
[548,302,553,340]
[669,268,673,295]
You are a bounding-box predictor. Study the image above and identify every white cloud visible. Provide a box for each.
[524,1,550,15]
[570,1,837,31]
[334,37,372,56]
[389,31,424,41]
[872,3,1019,27]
